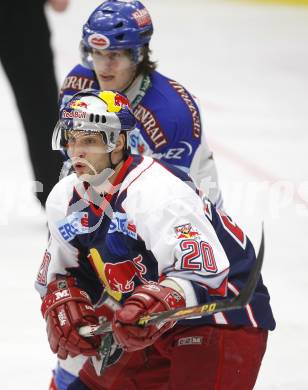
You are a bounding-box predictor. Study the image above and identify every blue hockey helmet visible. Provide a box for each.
[52,89,136,153]
[81,0,153,68]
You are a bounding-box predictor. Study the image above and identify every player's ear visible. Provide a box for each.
[114,133,126,152]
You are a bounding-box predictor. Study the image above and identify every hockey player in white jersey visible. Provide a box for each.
[51,1,224,387]
[36,90,275,390]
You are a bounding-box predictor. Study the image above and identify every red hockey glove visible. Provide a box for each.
[112,283,185,352]
[41,277,101,359]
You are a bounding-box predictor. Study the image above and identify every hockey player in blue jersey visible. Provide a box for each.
[36,90,275,390]
[59,0,223,209]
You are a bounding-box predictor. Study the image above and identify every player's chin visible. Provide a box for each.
[78,171,98,183]
[98,77,116,90]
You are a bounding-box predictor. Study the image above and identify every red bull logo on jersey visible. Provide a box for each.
[104,255,147,293]
[88,33,110,50]
[174,223,200,239]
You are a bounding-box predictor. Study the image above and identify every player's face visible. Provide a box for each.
[66,131,110,177]
[92,49,137,91]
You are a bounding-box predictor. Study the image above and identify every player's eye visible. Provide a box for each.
[93,49,103,57]
[82,137,97,145]
[109,52,121,60]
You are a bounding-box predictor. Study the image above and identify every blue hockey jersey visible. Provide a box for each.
[36,155,275,330]
[59,65,222,207]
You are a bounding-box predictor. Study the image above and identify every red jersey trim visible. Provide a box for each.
[89,156,134,217]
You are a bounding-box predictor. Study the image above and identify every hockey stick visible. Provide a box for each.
[79,229,264,337]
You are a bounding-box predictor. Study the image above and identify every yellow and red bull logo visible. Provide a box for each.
[89,248,147,296]
[68,99,89,110]
[174,223,200,239]
[99,91,131,113]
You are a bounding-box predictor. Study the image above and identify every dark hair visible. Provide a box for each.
[136,45,157,75]
[119,131,130,162]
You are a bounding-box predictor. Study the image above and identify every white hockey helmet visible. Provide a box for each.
[52,89,136,153]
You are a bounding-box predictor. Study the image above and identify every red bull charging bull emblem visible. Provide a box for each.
[68,99,89,110]
[99,91,131,113]
[114,93,130,108]
[104,255,147,293]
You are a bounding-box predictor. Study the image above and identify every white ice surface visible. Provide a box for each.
[0,0,307,388]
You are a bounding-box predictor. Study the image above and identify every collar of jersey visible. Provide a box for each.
[125,73,152,108]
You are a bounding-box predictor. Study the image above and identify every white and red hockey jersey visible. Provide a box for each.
[36,155,275,330]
